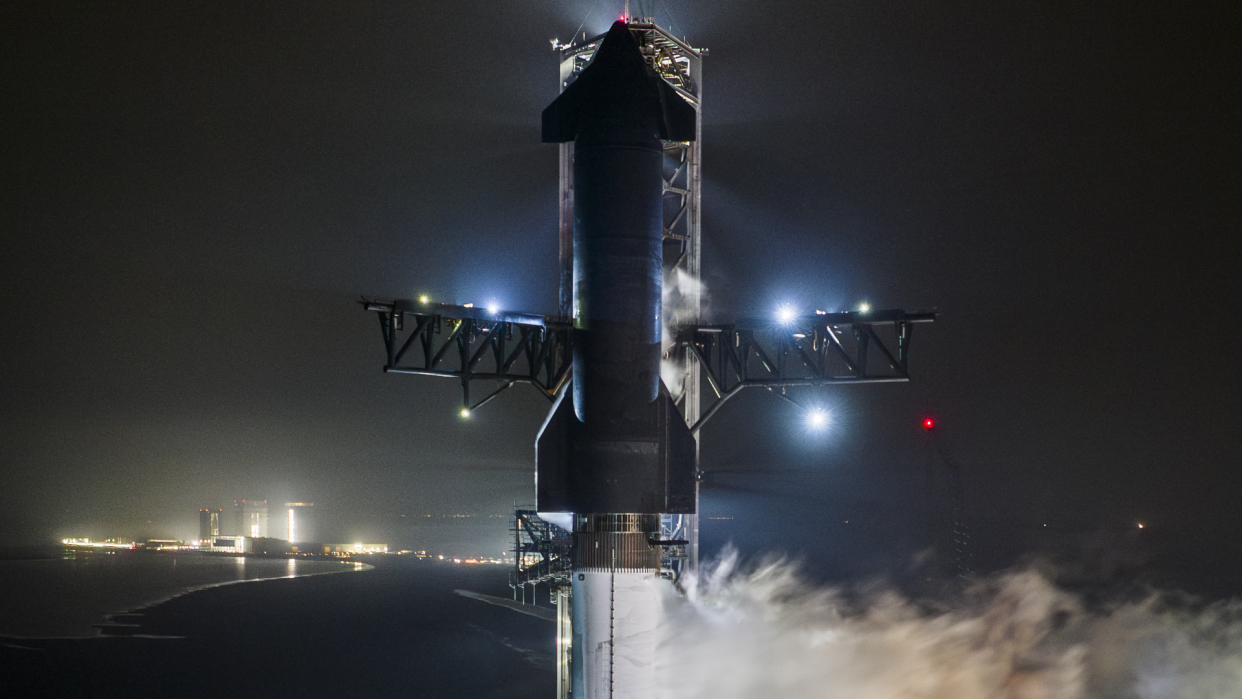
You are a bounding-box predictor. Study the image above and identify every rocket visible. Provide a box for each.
[537,20,697,516]
[537,21,697,698]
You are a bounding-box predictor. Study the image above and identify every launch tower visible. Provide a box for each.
[362,18,933,699]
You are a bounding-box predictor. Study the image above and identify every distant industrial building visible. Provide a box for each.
[323,543,388,555]
[247,537,293,555]
[285,502,314,543]
[205,535,246,553]
[198,508,221,540]
[231,499,270,538]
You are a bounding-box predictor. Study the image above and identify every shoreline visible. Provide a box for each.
[0,553,369,640]
[90,559,375,638]
[0,561,556,698]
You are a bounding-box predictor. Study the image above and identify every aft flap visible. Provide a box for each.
[542,78,587,143]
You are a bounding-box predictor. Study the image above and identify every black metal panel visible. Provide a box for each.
[536,381,696,514]
[535,390,574,512]
[660,389,697,513]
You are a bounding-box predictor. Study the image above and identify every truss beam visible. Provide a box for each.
[364,299,572,409]
[674,310,936,432]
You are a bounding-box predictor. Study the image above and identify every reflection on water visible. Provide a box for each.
[286,558,297,578]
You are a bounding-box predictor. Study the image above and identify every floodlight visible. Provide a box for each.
[807,408,829,430]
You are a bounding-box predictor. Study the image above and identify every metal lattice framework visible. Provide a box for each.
[362,299,934,429]
[512,509,573,590]
[362,300,571,411]
[677,310,936,432]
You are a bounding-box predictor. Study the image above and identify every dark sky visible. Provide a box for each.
[2,1,1239,575]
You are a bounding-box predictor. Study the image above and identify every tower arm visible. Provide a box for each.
[362,298,572,411]
[672,309,936,432]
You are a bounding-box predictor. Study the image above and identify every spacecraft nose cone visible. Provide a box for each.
[542,19,696,144]
[593,20,646,70]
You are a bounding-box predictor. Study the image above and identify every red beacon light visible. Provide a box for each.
[922,417,936,431]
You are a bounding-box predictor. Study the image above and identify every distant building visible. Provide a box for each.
[230,500,243,536]
[244,500,269,538]
[248,537,292,555]
[285,502,314,543]
[142,539,183,550]
[323,543,388,555]
[198,508,221,540]
[205,535,246,553]
[230,499,270,538]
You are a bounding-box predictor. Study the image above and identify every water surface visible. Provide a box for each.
[0,550,359,638]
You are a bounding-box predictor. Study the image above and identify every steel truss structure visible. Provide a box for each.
[511,509,573,594]
[362,300,571,412]
[676,309,937,432]
[360,300,934,429]
[510,509,574,697]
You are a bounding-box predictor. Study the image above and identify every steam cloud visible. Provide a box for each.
[655,549,1242,699]
[661,268,707,400]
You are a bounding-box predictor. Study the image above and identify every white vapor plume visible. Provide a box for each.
[653,548,1242,699]
[661,267,707,400]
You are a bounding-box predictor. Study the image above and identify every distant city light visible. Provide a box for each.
[61,538,135,549]
[418,295,430,304]
[775,305,797,325]
[1137,522,1145,529]
[806,409,830,430]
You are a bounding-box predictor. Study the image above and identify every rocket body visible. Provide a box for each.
[537,21,697,516]
[571,115,663,429]
[570,513,665,698]
[537,22,698,699]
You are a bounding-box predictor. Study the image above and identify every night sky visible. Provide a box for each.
[2,1,1239,579]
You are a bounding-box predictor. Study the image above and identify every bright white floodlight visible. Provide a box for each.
[776,305,797,325]
[807,409,830,430]
[858,302,871,313]
[487,303,500,314]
